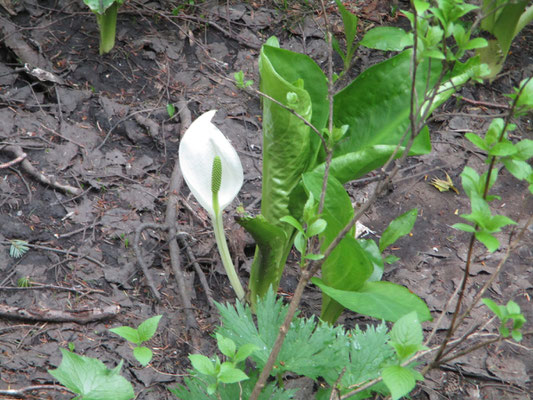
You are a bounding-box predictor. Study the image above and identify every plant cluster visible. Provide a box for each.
[8,0,532,399]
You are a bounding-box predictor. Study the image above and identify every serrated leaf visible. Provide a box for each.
[216,334,236,358]
[234,343,258,364]
[189,354,216,376]
[48,349,134,400]
[475,231,500,252]
[217,363,249,384]
[382,366,416,400]
[133,346,153,367]
[137,315,162,342]
[109,326,141,344]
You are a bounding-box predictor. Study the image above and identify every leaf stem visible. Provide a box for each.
[96,2,119,54]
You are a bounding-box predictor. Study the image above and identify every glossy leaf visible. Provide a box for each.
[312,145,405,184]
[319,238,373,323]
[313,279,431,322]
[332,50,439,161]
[360,27,413,51]
[236,214,287,303]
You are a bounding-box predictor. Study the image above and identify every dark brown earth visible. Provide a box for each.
[0,0,532,399]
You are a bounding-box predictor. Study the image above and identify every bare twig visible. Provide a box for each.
[165,123,199,329]
[0,151,27,169]
[0,145,82,195]
[133,222,166,302]
[0,385,74,399]
[0,303,119,324]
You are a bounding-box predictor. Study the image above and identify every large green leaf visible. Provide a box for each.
[311,144,404,184]
[479,0,530,78]
[236,214,287,304]
[313,279,431,322]
[332,50,441,159]
[319,237,374,323]
[244,44,329,301]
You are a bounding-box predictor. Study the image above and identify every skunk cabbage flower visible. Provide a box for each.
[179,110,245,300]
[179,110,244,217]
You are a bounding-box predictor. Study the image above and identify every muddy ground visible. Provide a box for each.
[0,0,532,399]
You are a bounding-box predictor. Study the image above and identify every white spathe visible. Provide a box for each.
[179,110,244,217]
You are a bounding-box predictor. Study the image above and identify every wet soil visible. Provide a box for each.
[0,0,532,399]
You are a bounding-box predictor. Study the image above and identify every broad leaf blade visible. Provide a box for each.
[48,349,134,400]
[137,315,162,342]
[313,279,431,322]
[319,237,374,323]
[236,214,288,303]
[360,27,412,51]
[332,50,439,159]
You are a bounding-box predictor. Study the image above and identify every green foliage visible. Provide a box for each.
[332,0,359,70]
[236,0,489,322]
[171,369,295,400]
[83,0,126,54]
[184,334,257,395]
[234,70,254,89]
[478,0,533,78]
[48,349,134,400]
[167,103,175,118]
[313,278,431,323]
[360,27,413,51]
[381,312,426,400]
[109,315,162,366]
[176,289,394,398]
[379,208,418,252]
[9,239,29,258]
[453,85,533,251]
[482,298,526,341]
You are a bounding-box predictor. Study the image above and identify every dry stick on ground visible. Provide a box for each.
[0,145,83,195]
[0,150,26,169]
[164,98,199,330]
[133,222,165,302]
[0,303,120,324]
[0,385,74,399]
